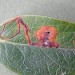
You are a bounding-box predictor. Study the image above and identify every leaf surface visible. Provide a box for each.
[0,16,75,75]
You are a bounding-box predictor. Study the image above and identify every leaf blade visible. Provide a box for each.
[0,15,75,75]
[0,41,75,75]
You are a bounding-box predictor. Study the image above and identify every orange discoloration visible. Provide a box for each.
[0,16,59,48]
[36,26,58,43]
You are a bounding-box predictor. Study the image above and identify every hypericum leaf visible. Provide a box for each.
[0,15,75,75]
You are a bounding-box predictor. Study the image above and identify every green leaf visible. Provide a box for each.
[0,15,75,75]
